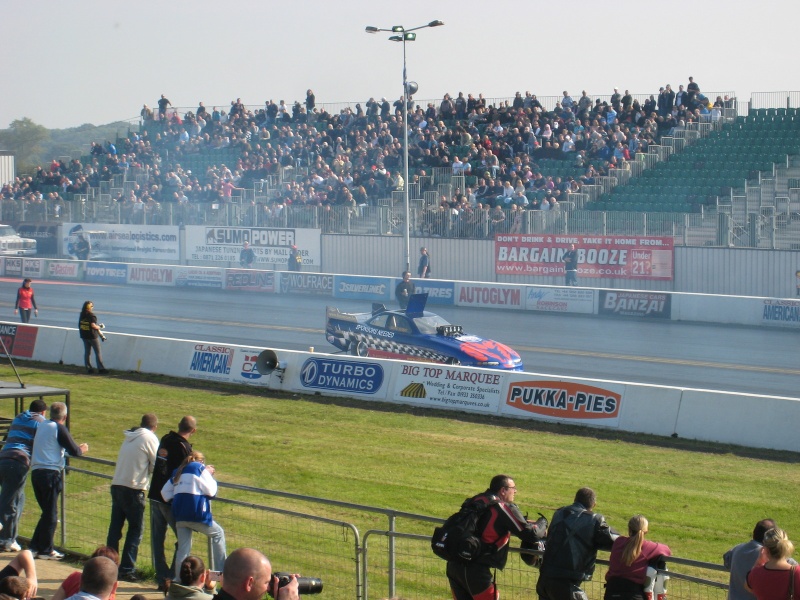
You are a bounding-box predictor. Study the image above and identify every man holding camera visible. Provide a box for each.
[218,548,298,600]
[79,300,108,375]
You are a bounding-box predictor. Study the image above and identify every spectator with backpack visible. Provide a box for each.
[439,474,547,600]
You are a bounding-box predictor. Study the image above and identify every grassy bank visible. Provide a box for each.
[4,362,798,565]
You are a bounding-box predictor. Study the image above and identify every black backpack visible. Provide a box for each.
[431,495,498,562]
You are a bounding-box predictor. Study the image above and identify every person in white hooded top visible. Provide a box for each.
[106,414,159,581]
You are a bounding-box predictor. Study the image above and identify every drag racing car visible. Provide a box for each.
[325,294,523,371]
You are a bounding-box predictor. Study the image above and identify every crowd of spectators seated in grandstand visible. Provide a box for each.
[1,78,735,234]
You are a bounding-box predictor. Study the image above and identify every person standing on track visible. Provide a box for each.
[563,244,578,286]
[418,247,431,279]
[395,272,415,309]
[288,245,302,271]
[79,301,108,375]
[14,279,38,323]
[239,242,256,269]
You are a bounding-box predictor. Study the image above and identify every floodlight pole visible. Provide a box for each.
[366,20,444,274]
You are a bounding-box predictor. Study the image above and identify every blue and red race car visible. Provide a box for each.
[325,294,523,371]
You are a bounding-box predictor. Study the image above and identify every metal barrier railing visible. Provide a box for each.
[363,531,729,600]
[9,456,731,600]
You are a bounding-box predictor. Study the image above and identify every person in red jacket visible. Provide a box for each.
[447,474,545,600]
[14,279,37,323]
[604,515,671,600]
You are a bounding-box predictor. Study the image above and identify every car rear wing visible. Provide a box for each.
[326,306,358,323]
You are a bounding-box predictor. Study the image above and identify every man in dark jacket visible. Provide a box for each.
[447,474,545,600]
[148,416,196,591]
[537,487,617,600]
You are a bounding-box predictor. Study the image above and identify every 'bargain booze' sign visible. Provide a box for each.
[495,234,674,281]
[503,379,622,425]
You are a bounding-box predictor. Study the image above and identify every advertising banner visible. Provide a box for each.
[47,261,82,280]
[186,343,235,382]
[279,272,334,296]
[224,269,276,292]
[227,348,270,384]
[298,356,385,395]
[389,363,504,413]
[525,287,595,314]
[333,275,392,301]
[185,227,321,269]
[85,262,128,284]
[401,279,455,306]
[174,267,224,289]
[495,234,674,280]
[455,283,524,309]
[128,265,176,287]
[761,298,800,327]
[22,259,45,278]
[62,223,180,261]
[16,224,59,254]
[0,323,38,358]
[501,377,624,426]
[598,290,672,319]
[4,258,22,278]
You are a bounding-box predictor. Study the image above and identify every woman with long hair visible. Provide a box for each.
[14,278,37,323]
[161,452,226,579]
[747,527,800,600]
[166,555,217,600]
[78,300,108,374]
[604,515,671,600]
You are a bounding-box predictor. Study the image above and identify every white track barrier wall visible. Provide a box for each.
[6,322,797,453]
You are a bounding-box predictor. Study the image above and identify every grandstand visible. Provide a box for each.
[3,89,800,250]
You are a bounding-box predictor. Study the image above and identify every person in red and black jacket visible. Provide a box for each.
[14,279,37,323]
[447,474,545,600]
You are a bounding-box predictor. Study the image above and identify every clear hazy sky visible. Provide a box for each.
[2,0,797,130]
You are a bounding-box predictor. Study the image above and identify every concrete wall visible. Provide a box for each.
[8,322,797,453]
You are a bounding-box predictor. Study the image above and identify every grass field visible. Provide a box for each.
[4,361,799,567]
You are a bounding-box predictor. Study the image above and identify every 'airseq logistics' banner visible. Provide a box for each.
[62,223,180,260]
[495,234,674,281]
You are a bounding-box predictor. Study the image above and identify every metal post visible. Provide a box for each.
[366,20,444,272]
[60,468,67,548]
[387,513,396,597]
[402,44,411,274]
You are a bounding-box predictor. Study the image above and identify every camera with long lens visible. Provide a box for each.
[269,572,323,596]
